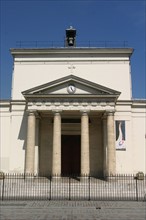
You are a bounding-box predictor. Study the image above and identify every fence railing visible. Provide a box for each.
[15,40,129,48]
[0,174,145,201]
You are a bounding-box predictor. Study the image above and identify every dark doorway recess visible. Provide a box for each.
[61,135,81,175]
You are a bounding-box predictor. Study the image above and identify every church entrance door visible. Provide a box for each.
[61,135,81,175]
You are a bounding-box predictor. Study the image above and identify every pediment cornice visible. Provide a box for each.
[22,75,120,102]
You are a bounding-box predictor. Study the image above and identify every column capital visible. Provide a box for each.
[80,109,90,115]
[52,109,62,115]
[105,110,115,116]
[102,111,115,120]
[27,110,37,116]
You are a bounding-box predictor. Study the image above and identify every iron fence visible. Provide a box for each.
[0,174,145,201]
[15,40,128,48]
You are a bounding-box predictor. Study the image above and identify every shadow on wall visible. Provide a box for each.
[89,118,103,177]
[39,118,53,175]
[17,113,27,151]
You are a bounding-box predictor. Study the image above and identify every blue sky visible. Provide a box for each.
[0,0,145,99]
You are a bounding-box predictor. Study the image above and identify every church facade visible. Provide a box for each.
[0,30,146,176]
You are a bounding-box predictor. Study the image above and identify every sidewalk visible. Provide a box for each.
[0,200,146,220]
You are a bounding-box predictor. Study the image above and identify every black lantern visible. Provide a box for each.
[65,26,76,47]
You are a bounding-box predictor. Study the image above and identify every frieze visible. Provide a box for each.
[27,100,115,111]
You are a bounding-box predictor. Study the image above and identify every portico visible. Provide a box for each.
[23,75,119,176]
[24,109,116,177]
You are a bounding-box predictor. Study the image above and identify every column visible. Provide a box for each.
[81,111,90,176]
[34,115,40,174]
[25,111,36,174]
[106,111,116,175]
[102,114,107,177]
[52,111,61,175]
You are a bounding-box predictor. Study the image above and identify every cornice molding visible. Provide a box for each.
[10,47,134,57]
[22,74,121,103]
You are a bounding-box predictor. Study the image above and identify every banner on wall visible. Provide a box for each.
[115,121,126,150]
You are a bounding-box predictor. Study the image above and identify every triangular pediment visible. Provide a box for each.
[22,75,120,99]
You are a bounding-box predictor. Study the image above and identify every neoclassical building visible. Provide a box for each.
[0,28,146,176]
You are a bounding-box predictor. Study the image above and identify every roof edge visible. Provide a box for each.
[10,47,134,57]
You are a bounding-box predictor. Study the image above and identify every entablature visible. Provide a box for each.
[27,99,115,112]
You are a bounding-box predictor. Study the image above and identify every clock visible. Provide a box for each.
[67,84,76,94]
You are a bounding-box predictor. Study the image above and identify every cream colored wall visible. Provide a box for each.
[0,114,11,171]
[9,113,27,172]
[132,115,146,174]
[0,108,27,173]
[12,60,131,100]
[115,104,146,174]
[115,117,133,174]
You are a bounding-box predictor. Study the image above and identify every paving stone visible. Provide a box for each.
[0,201,146,220]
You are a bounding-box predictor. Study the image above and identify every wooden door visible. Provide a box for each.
[61,135,81,175]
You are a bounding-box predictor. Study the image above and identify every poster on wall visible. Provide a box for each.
[115,121,126,150]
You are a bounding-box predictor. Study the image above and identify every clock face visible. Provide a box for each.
[67,84,76,94]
